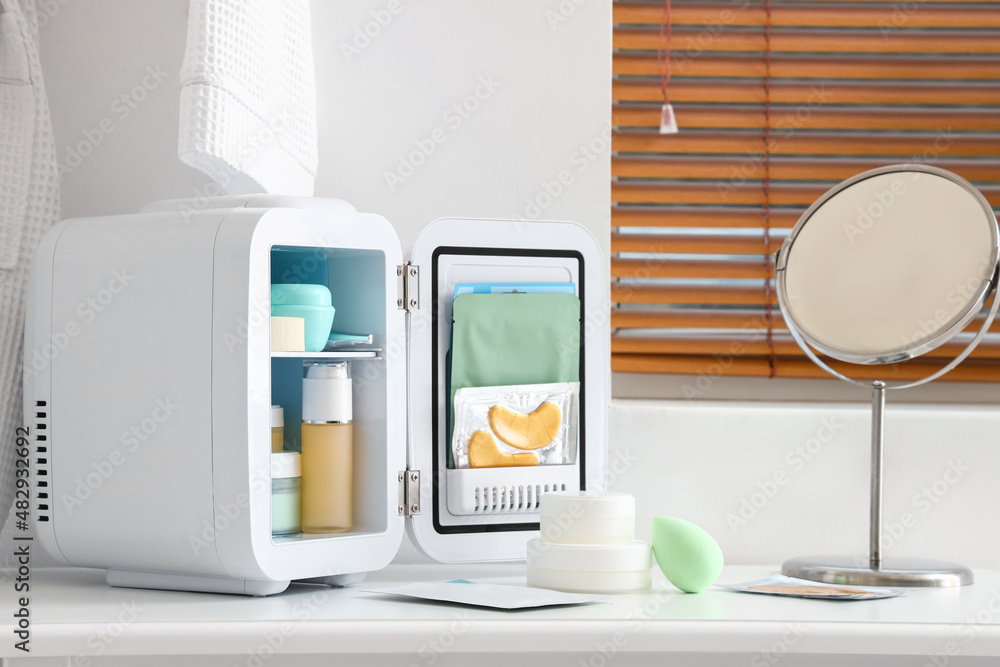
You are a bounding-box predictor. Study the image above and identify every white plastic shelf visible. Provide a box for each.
[270,350,380,359]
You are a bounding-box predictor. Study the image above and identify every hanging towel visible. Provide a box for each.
[0,0,60,537]
[178,0,317,196]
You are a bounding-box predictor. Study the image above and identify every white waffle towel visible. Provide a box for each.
[178,0,317,196]
[0,0,60,537]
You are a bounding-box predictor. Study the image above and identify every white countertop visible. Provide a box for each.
[4,564,1000,664]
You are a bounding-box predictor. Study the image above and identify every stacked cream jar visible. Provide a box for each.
[526,492,651,594]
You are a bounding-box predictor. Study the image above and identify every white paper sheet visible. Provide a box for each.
[363,580,608,610]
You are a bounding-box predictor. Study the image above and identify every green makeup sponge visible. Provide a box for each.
[651,516,724,593]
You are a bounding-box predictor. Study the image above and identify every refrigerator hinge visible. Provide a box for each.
[398,469,421,516]
[396,264,420,311]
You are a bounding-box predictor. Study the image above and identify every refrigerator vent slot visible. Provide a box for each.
[473,483,569,514]
[34,400,50,523]
[446,465,581,516]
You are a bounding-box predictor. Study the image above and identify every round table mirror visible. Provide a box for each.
[775,164,999,587]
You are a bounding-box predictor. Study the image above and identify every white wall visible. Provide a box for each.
[38,0,612,260]
[611,400,1000,569]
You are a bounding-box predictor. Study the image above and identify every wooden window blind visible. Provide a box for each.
[611,0,1000,382]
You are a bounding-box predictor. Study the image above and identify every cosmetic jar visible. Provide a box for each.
[528,491,651,594]
[271,405,284,453]
[526,539,652,593]
[271,452,301,536]
[538,491,635,545]
[271,284,335,352]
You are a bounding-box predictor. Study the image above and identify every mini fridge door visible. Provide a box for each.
[213,204,409,583]
[407,217,609,563]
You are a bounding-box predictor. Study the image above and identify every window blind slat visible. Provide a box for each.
[614,131,1000,157]
[613,284,780,306]
[613,105,1000,131]
[613,182,1000,206]
[612,333,1000,359]
[611,354,1000,382]
[613,80,1000,105]
[613,257,773,280]
[614,2,1000,28]
[611,309,1000,333]
[614,54,1000,80]
[613,156,1000,182]
[614,28,1000,53]
[613,207,802,228]
[612,231,783,254]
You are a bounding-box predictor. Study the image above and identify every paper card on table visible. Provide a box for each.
[718,575,901,600]
[362,580,607,610]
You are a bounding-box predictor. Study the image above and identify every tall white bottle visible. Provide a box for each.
[301,362,353,534]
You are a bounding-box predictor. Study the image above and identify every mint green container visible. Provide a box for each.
[271,452,302,536]
[271,284,335,352]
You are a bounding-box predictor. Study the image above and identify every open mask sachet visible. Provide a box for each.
[451,382,579,469]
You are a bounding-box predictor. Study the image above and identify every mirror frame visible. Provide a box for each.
[775,164,1000,387]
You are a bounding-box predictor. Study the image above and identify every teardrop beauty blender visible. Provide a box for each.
[651,516,724,593]
[468,430,538,468]
[488,401,561,450]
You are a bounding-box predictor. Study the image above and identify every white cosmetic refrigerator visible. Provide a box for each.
[23,195,609,595]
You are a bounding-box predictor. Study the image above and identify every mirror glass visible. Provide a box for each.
[779,167,998,364]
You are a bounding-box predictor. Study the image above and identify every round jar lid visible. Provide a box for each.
[271,452,301,478]
[271,283,332,306]
[539,491,635,520]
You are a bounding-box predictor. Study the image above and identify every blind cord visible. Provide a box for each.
[762,0,778,378]
[658,0,678,134]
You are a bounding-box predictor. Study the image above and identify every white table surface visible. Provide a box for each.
[3,563,1000,666]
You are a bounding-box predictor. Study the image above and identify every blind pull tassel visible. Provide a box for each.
[659,103,678,135]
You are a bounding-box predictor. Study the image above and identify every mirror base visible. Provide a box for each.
[782,555,974,588]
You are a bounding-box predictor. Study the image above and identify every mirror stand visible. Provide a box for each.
[782,381,974,587]
[776,164,999,589]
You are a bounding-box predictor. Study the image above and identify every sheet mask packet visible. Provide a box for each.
[452,382,579,469]
[449,292,581,456]
[718,575,901,600]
